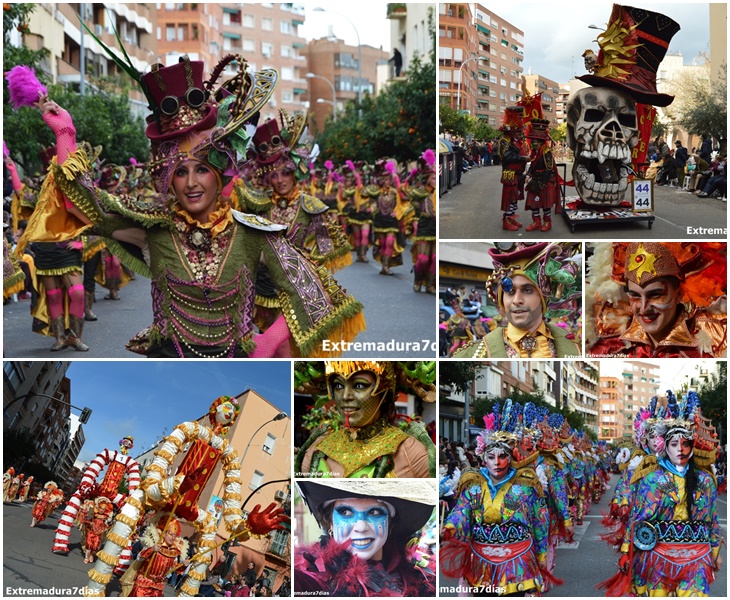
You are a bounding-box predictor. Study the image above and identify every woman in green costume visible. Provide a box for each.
[19,55,364,358]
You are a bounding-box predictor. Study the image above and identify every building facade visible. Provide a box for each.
[620,361,660,440]
[523,72,560,127]
[599,376,624,442]
[387,2,434,77]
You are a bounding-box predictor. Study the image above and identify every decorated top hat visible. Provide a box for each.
[526,118,551,141]
[141,57,217,142]
[250,109,310,182]
[578,5,680,107]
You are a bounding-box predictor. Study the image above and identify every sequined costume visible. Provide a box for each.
[32,149,364,358]
[234,184,352,273]
[84,499,114,559]
[297,419,433,478]
[129,544,186,597]
[440,468,549,595]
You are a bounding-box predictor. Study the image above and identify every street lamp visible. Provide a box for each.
[306,72,337,122]
[456,56,488,114]
[239,411,288,469]
[313,7,362,109]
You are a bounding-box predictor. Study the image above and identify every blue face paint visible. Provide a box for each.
[331,500,390,560]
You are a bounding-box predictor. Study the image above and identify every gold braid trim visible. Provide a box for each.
[223,492,242,503]
[87,568,113,585]
[629,455,659,485]
[96,550,120,567]
[144,463,168,479]
[234,182,273,211]
[155,448,175,464]
[222,507,242,517]
[116,513,138,528]
[125,495,144,511]
[106,531,130,548]
[186,569,208,582]
[255,294,282,309]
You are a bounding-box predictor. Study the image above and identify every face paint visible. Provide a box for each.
[331,498,390,561]
[626,278,680,342]
[666,436,693,468]
[331,371,382,428]
[485,449,511,482]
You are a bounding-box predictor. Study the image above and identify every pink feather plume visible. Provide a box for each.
[5,65,47,109]
[422,148,436,166]
[483,413,496,431]
[384,160,396,175]
[2,141,8,159]
[129,157,138,166]
[345,159,356,172]
[324,160,334,171]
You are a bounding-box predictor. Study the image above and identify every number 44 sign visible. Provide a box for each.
[631,179,654,212]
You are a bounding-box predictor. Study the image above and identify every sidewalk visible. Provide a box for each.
[439,163,727,239]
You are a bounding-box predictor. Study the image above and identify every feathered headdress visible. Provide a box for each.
[475,399,521,457]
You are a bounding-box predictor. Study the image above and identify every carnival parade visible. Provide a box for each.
[3,2,436,358]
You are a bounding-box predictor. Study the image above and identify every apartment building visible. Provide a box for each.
[523,72,560,127]
[599,376,624,442]
[620,361,660,440]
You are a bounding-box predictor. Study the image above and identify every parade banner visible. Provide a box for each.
[632,103,657,173]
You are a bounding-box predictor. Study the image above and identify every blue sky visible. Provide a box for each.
[66,361,291,463]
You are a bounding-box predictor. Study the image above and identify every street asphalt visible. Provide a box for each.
[439,162,728,240]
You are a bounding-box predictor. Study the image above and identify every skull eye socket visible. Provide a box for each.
[618,114,637,128]
[584,108,605,122]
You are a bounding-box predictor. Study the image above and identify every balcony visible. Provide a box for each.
[387,3,407,19]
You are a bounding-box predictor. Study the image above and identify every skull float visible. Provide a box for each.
[566,87,639,206]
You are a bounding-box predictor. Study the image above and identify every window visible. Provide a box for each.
[223,12,230,26]
[281,44,292,58]
[500,78,506,86]
[166,25,176,42]
[263,433,277,454]
[262,42,273,57]
[489,89,496,97]
[489,75,497,84]
[270,529,290,557]
[243,39,255,52]
[281,20,292,34]
[177,26,185,41]
[499,92,506,100]
[243,14,254,28]
[250,470,264,490]
[281,67,293,80]
[282,90,293,103]
[262,17,273,31]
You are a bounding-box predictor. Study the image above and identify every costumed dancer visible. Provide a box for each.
[310,160,340,219]
[532,411,574,585]
[587,242,727,357]
[498,107,528,231]
[14,51,364,358]
[402,149,437,293]
[31,481,63,527]
[6,472,24,502]
[121,515,190,597]
[237,111,352,273]
[3,468,15,500]
[440,399,556,596]
[83,496,114,564]
[18,475,34,503]
[295,479,436,596]
[524,119,559,232]
[338,160,370,262]
[85,396,288,597]
[295,361,436,478]
[367,159,409,276]
[598,391,723,596]
[601,397,665,549]
[447,307,472,356]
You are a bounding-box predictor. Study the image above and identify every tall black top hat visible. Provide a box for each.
[578,5,680,107]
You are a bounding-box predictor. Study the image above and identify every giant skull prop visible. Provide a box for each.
[566,87,639,206]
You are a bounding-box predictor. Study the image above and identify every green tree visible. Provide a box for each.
[4,428,38,466]
[473,120,499,141]
[669,60,727,152]
[439,362,481,395]
[439,103,475,138]
[3,3,49,74]
[698,363,727,445]
[550,122,567,144]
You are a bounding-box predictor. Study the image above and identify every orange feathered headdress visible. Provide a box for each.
[612,242,726,308]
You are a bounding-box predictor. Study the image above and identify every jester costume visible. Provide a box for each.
[337,161,371,262]
[295,361,436,478]
[498,106,528,231]
[587,242,726,358]
[524,119,559,232]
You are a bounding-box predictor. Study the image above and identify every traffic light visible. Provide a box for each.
[79,407,92,424]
